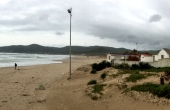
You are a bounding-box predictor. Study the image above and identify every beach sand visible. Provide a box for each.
[0,55,170,110]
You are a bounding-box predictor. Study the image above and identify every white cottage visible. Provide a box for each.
[107,54,115,62]
[153,48,170,61]
[107,53,128,62]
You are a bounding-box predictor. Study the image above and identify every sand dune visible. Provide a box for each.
[0,56,170,110]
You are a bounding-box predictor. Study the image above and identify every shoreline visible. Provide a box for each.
[0,55,88,69]
[0,53,70,68]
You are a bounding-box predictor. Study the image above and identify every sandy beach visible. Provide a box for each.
[0,55,170,110]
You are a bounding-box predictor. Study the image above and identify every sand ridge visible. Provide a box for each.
[0,56,170,110]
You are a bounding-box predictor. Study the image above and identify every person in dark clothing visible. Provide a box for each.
[15,63,17,70]
[160,76,164,85]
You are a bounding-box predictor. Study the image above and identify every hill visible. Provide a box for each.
[0,44,158,55]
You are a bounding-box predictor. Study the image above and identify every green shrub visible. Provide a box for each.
[131,83,170,99]
[91,69,97,74]
[117,70,140,74]
[114,62,153,70]
[39,84,45,90]
[139,62,152,70]
[146,67,170,72]
[114,63,130,69]
[92,84,107,95]
[97,60,107,71]
[101,73,107,80]
[87,80,97,85]
[91,60,111,71]
[131,64,140,70]
[133,71,140,74]
[126,73,146,82]
[106,62,111,67]
[114,64,123,69]
[91,63,97,70]
[123,63,131,69]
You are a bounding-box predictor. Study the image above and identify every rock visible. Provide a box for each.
[22,93,30,96]
[37,98,46,103]
[2,101,7,103]
[116,82,127,90]
[152,99,158,103]
[91,93,101,100]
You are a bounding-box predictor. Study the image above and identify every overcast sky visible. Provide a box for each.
[0,0,169,50]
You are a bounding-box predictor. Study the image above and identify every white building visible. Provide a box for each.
[107,53,153,63]
[106,54,115,62]
[140,54,153,62]
[107,48,170,67]
[107,53,131,62]
[153,48,170,61]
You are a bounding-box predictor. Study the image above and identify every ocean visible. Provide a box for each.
[0,53,69,68]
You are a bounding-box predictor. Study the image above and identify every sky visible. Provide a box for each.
[0,0,169,50]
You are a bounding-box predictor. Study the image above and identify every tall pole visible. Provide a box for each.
[69,13,72,79]
[67,8,72,79]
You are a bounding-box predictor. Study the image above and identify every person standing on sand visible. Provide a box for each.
[15,63,17,70]
[160,76,164,85]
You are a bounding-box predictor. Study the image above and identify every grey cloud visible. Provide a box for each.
[39,14,49,21]
[55,32,64,35]
[0,11,67,32]
[0,0,70,31]
[149,14,162,22]
[1,0,170,50]
[147,1,170,18]
[84,21,169,50]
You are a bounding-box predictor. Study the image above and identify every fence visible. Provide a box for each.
[112,59,140,66]
[149,58,170,67]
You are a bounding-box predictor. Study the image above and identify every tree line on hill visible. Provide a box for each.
[0,44,159,55]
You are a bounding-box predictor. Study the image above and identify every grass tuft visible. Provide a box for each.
[39,84,45,90]
[92,84,107,95]
[101,72,107,80]
[91,69,97,74]
[87,80,97,85]
[126,74,146,82]
[131,83,170,99]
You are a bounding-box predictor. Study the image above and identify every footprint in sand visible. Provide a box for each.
[2,101,7,103]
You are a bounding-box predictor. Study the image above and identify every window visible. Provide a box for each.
[161,55,164,59]
[153,56,155,61]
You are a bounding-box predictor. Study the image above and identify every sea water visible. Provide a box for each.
[0,53,69,68]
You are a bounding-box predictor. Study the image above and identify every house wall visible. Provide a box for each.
[107,54,115,62]
[153,55,159,61]
[113,60,139,66]
[115,56,122,60]
[149,58,170,67]
[107,54,129,62]
[112,58,170,67]
[140,55,153,62]
[155,49,169,61]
